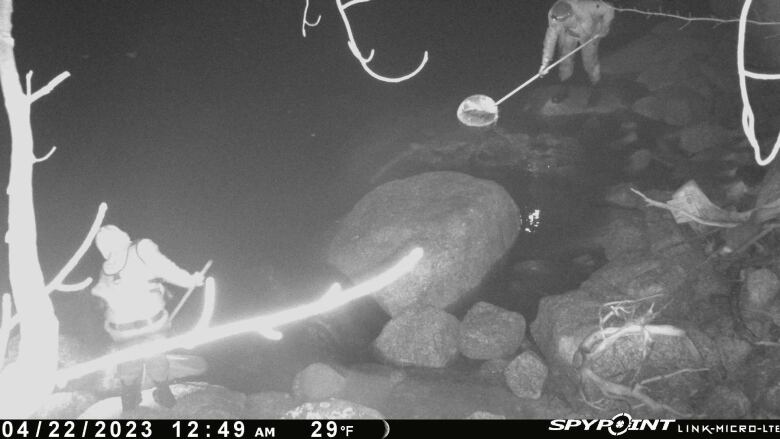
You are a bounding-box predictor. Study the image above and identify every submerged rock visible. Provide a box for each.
[292,363,346,402]
[244,391,296,419]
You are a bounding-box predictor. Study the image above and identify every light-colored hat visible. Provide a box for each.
[95,225,131,274]
[550,1,573,21]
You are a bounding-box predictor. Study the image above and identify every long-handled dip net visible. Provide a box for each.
[457,35,600,127]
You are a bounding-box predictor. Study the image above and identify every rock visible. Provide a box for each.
[244,392,296,419]
[95,353,208,395]
[168,383,246,419]
[632,86,709,127]
[527,84,628,117]
[636,57,697,91]
[590,209,648,261]
[328,171,521,316]
[284,398,384,419]
[370,130,586,184]
[602,33,712,77]
[505,351,548,399]
[582,255,688,300]
[625,149,654,175]
[743,268,780,309]
[292,363,347,401]
[466,411,506,419]
[374,307,460,368]
[339,364,406,409]
[79,382,245,419]
[530,290,602,370]
[676,122,738,155]
[604,183,644,209]
[476,358,511,385]
[700,385,750,419]
[32,391,98,419]
[458,302,525,360]
[741,350,780,415]
[581,328,707,411]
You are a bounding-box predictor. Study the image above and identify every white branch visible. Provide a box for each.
[301,0,321,37]
[335,0,429,83]
[56,247,423,385]
[33,145,56,163]
[53,278,93,293]
[46,202,107,294]
[0,293,18,370]
[736,0,780,166]
[613,7,780,26]
[29,71,69,103]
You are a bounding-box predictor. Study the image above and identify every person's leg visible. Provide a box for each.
[582,40,602,106]
[146,345,176,407]
[117,360,144,411]
[553,35,578,103]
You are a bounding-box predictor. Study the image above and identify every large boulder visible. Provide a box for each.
[328,171,521,316]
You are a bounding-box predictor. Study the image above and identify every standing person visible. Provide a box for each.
[538,0,615,102]
[91,225,204,411]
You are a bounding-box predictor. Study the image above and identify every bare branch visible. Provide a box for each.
[735,0,780,166]
[613,7,780,26]
[46,202,107,294]
[53,278,93,293]
[301,0,321,37]
[0,293,18,370]
[335,0,429,83]
[29,71,70,103]
[56,247,423,385]
[33,145,56,163]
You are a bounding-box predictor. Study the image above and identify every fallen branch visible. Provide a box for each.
[631,187,746,228]
[55,246,423,386]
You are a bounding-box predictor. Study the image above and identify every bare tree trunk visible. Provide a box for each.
[0,0,59,417]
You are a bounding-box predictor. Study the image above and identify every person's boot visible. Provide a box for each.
[552,84,570,103]
[152,381,176,408]
[120,379,142,412]
[586,84,602,108]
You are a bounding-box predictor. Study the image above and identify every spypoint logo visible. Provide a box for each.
[608,413,632,436]
[549,413,675,436]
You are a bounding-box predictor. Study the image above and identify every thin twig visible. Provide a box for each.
[301,0,321,37]
[45,202,107,294]
[335,0,428,83]
[33,146,56,163]
[613,7,780,26]
[29,71,70,103]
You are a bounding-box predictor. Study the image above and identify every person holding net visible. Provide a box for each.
[538,0,615,103]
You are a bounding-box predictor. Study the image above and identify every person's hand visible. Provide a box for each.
[538,64,549,78]
[191,272,205,288]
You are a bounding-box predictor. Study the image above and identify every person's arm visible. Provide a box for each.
[136,239,201,289]
[540,21,560,76]
[589,0,615,37]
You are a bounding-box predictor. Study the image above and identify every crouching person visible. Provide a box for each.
[91,225,204,412]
